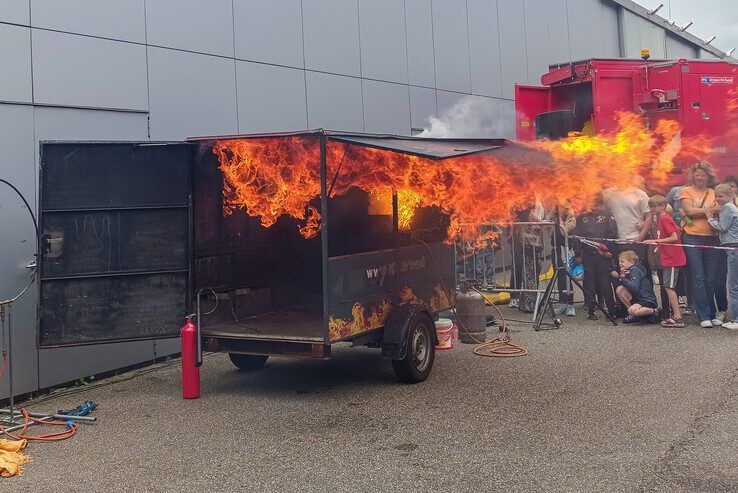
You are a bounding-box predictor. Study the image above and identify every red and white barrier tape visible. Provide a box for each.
[569,235,738,251]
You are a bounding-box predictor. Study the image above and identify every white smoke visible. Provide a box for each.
[418,95,515,138]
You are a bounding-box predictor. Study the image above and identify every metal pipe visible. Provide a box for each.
[0,417,51,435]
[319,134,329,344]
[7,305,14,423]
[0,408,97,422]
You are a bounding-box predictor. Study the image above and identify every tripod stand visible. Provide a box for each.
[533,262,618,330]
[533,212,618,331]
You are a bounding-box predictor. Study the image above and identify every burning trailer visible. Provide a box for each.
[37,131,507,383]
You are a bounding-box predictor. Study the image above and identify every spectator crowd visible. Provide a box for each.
[458,161,738,330]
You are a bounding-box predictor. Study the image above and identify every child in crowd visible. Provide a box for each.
[572,195,618,320]
[644,195,687,327]
[707,183,738,330]
[612,250,659,324]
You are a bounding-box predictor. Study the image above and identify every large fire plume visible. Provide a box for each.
[212,112,715,242]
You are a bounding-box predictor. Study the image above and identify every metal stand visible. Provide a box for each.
[534,263,618,331]
[0,302,15,425]
[533,210,617,331]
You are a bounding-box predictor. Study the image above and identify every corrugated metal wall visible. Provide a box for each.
[0,0,718,399]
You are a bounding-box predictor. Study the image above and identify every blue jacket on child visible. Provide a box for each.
[621,262,658,306]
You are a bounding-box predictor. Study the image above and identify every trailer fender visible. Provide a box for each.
[381,304,434,360]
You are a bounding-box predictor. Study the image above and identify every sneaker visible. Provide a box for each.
[711,318,723,326]
[723,321,738,330]
[587,313,598,321]
[715,311,727,322]
[565,305,576,317]
[649,308,660,324]
[622,315,640,324]
[553,304,567,315]
[700,320,713,328]
[508,299,519,308]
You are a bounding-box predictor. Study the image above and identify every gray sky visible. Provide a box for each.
[636,0,738,54]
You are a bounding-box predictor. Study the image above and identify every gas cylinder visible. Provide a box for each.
[455,289,486,343]
[181,315,200,399]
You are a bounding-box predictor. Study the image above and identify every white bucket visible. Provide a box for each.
[435,318,453,349]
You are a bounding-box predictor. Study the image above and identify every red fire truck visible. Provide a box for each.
[515,57,738,183]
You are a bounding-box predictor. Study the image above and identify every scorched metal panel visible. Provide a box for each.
[38,142,191,347]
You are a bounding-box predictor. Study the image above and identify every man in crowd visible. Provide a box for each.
[602,176,653,276]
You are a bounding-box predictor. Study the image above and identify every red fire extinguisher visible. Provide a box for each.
[181,315,200,399]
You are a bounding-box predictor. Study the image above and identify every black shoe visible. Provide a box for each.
[587,313,598,321]
[622,315,639,324]
[648,309,660,324]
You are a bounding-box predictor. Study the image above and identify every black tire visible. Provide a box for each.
[228,353,269,371]
[391,313,435,383]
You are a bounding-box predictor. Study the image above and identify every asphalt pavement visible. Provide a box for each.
[5,306,737,492]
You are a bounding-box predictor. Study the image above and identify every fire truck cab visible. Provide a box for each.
[515,58,738,181]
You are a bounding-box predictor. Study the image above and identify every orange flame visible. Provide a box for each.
[213,112,714,243]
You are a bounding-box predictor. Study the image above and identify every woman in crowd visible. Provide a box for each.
[679,162,722,327]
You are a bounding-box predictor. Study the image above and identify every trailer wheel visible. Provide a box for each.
[229,353,269,371]
[391,313,435,383]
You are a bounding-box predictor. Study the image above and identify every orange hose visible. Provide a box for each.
[455,287,528,358]
[0,408,78,442]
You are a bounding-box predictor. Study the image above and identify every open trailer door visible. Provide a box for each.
[38,142,192,347]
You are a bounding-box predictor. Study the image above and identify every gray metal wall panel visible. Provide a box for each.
[147,48,238,140]
[0,292,38,399]
[145,0,234,57]
[362,80,411,135]
[436,90,465,119]
[497,0,528,99]
[700,49,720,60]
[405,0,435,87]
[33,107,149,141]
[493,98,515,139]
[153,337,180,358]
[0,104,38,399]
[305,71,363,132]
[436,91,515,138]
[358,0,408,84]
[567,0,608,59]
[467,0,502,98]
[431,0,471,93]
[31,0,146,43]
[601,1,621,57]
[233,0,304,68]
[236,61,308,133]
[621,8,666,58]
[409,86,437,130]
[0,24,32,102]
[524,0,550,85]
[545,0,570,65]
[38,340,155,388]
[31,31,148,110]
[302,0,361,77]
[666,33,698,59]
[0,0,29,24]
